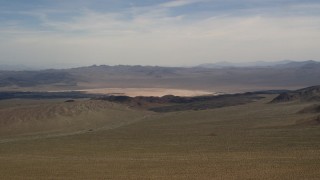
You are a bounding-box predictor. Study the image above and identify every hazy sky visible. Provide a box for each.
[1,0,320,67]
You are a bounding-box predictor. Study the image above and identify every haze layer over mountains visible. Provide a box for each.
[1,60,320,93]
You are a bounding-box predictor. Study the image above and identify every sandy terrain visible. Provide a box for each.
[1,96,320,179]
[78,88,216,97]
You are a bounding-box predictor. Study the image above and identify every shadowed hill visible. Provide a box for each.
[95,93,264,112]
[271,85,320,103]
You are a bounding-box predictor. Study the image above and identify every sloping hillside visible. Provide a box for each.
[0,99,150,138]
[271,85,320,103]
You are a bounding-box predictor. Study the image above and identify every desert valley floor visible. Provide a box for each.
[0,93,320,179]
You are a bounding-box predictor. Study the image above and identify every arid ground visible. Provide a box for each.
[1,94,320,179]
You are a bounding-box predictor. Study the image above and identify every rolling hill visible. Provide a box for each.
[0,99,151,139]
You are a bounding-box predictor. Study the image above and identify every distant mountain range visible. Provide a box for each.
[1,60,320,93]
[1,60,319,70]
[197,60,319,68]
[0,64,36,71]
[0,63,83,71]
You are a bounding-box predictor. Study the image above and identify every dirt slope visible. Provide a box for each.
[0,99,150,138]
